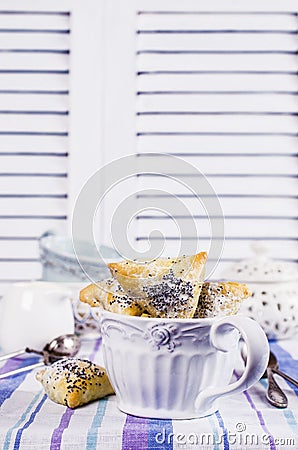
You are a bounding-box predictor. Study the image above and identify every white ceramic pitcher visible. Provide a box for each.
[0,282,74,353]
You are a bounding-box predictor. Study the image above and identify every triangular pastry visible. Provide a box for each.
[108,252,207,319]
[36,358,114,408]
[194,281,251,318]
[79,278,143,316]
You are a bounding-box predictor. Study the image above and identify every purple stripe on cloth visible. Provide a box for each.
[215,411,230,450]
[243,390,276,450]
[89,337,102,362]
[122,415,149,450]
[234,370,276,450]
[50,408,75,450]
[0,358,20,376]
[0,356,39,407]
[13,394,47,450]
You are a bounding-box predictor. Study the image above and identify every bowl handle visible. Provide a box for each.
[195,316,269,415]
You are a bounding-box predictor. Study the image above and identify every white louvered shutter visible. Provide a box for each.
[103,0,298,279]
[0,0,103,297]
[0,0,297,294]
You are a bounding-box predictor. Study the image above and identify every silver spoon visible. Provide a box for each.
[241,344,287,408]
[0,334,81,380]
[266,351,298,389]
[266,361,288,409]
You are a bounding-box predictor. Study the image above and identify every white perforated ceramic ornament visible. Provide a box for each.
[221,243,298,339]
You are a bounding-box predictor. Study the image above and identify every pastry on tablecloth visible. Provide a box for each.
[36,358,114,408]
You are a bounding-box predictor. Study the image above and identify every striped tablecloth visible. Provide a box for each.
[0,337,297,450]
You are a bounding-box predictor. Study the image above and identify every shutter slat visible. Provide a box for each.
[0,12,69,29]
[0,217,66,237]
[137,33,297,51]
[137,12,297,31]
[136,217,298,238]
[137,53,297,72]
[0,93,68,112]
[0,32,69,49]
[138,73,298,92]
[0,197,67,215]
[0,176,67,194]
[137,115,297,134]
[137,173,298,196]
[0,155,67,172]
[0,239,39,258]
[136,195,297,217]
[136,155,297,174]
[137,134,298,154]
[138,0,298,13]
[135,237,298,260]
[137,94,298,113]
[0,114,68,132]
[0,261,41,279]
[0,75,68,91]
[0,134,68,152]
[0,52,68,70]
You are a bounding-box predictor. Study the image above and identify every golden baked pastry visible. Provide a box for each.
[108,252,207,319]
[79,278,143,316]
[36,358,114,408]
[194,281,251,318]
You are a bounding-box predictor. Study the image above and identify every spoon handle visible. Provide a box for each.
[0,349,27,362]
[273,368,298,389]
[0,361,44,380]
[266,368,288,408]
[0,347,44,362]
